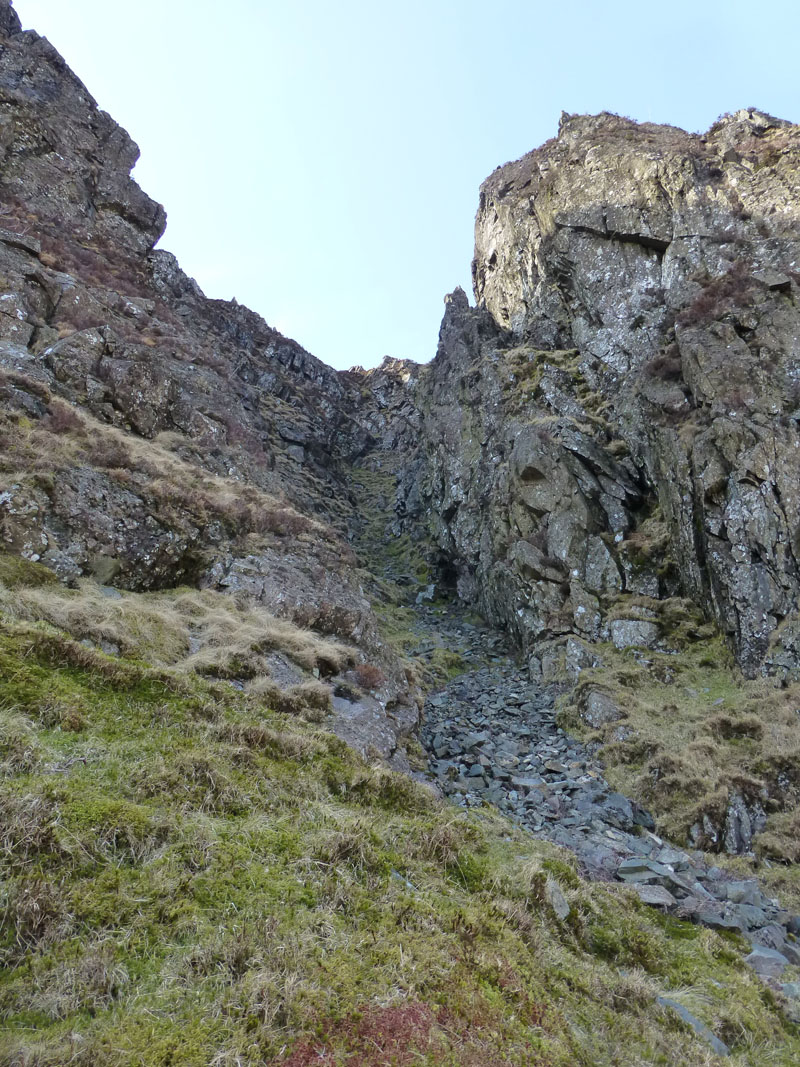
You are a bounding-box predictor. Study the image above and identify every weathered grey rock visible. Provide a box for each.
[601,792,635,829]
[579,689,623,729]
[723,791,767,854]
[618,858,667,879]
[545,876,571,921]
[749,922,791,953]
[511,776,545,789]
[725,880,762,905]
[610,619,660,650]
[372,110,800,690]
[656,848,690,871]
[780,940,800,966]
[737,905,769,930]
[631,801,656,831]
[564,637,600,682]
[745,945,790,978]
[5,13,797,985]
[656,997,730,1057]
[684,903,745,933]
[0,0,21,35]
[634,884,677,908]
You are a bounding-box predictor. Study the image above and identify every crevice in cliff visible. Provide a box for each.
[555,221,671,256]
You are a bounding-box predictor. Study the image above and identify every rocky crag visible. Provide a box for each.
[373,109,800,680]
[3,0,800,1060]
[350,108,800,862]
[0,0,423,769]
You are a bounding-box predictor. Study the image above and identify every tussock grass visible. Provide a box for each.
[0,579,354,680]
[0,709,40,775]
[0,612,797,1065]
[248,678,333,722]
[560,630,800,861]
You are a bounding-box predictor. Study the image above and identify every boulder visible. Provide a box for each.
[610,619,660,650]
[579,688,623,729]
[745,945,790,978]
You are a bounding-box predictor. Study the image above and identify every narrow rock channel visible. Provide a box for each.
[412,602,800,1015]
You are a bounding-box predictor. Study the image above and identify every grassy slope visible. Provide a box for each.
[0,576,798,1065]
[558,607,800,910]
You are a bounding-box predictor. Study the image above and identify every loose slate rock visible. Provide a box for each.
[634,884,677,908]
[656,997,730,1057]
[545,877,571,921]
[725,880,761,906]
[689,906,745,933]
[745,944,790,978]
[418,606,797,955]
[656,847,690,870]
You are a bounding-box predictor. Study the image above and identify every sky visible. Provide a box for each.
[11,1,800,370]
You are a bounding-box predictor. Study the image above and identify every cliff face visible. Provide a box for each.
[2,0,800,790]
[388,110,800,680]
[0,4,419,766]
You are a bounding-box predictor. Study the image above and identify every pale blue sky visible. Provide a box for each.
[12,1,800,369]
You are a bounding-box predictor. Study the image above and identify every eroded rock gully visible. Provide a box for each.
[355,109,800,685]
[2,0,800,1027]
[401,599,800,1014]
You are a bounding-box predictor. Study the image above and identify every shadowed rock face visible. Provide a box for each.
[0,0,19,37]
[0,7,165,254]
[0,1,368,560]
[372,110,800,678]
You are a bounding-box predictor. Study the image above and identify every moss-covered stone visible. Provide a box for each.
[0,551,59,589]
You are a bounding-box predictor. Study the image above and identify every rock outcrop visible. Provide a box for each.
[0,1,417,765]
[2,0,800,842]
[371,110,800,681]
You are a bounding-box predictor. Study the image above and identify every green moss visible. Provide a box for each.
[0,551,59,589]
[446,848,490,891]
[373,599,419,654]
[427,647,466,682]
[56,786,168,857]
[1,613,799,1065]
[541,856,581,890]
[350,466,433,586]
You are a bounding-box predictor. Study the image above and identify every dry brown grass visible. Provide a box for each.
[0,581,354,684]
[248,678,334,722]
[41,400,86,436]
[677,261,755,328]
[25,943,130,1021]
[563,633,800,859]
[0,709,41,775]
[0,399,327,543]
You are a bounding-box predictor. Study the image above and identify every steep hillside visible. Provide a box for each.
[0,0,421,769]
[2,0,800,1063]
